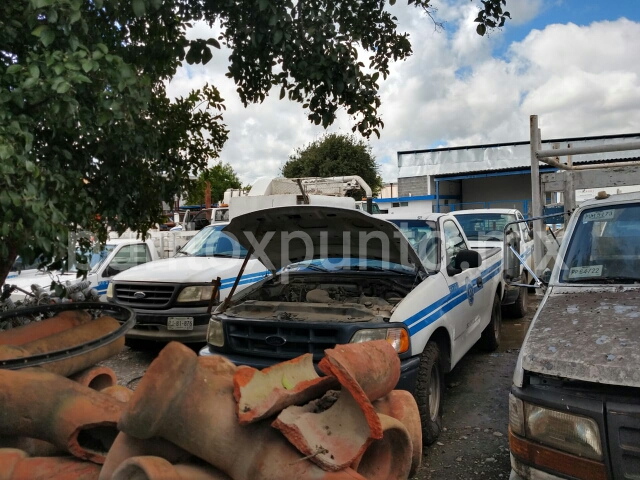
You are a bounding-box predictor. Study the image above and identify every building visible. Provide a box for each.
[389,133,640,216]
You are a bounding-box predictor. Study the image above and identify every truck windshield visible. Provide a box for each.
[454,213,515,241]
[560,203,640,283]
[179,225,248,258]
[88,245,116,273]
[388,219,439,271]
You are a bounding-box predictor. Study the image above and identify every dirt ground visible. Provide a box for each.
[100,295,541,479]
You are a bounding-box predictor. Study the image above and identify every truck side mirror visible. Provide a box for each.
[503,229,522,282]
[542,268,552,284]
[448,249,482,276]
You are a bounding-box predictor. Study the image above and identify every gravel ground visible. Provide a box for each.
[100,295,541,479]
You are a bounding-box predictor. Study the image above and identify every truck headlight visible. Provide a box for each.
[207,318,224,347]
[177,285,215,303]
[106,283,114,300]
[509,394,602,461]
[350,328,410,354]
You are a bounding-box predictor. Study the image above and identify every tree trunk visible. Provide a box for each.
[0,246,18,288]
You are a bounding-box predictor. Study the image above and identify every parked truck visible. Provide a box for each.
[452,208,533,317]
[200,205,505,445]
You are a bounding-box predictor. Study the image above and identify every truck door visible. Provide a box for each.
[441,219,485,356]
[97,244,153,296]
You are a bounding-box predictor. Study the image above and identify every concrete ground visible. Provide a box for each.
[100,294,541,478]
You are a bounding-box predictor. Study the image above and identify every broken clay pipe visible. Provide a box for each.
[234,353,337,425]
[319,340,401,440]
[351,414,413,480]
[70,366,117,391]
[118,342,367,480]
[101,385,135,403]
[99,432,192,480]
[0,310,91,346]
[0,316,124,377]
[0,437,62,457]
[0,368,123,464]
[111,456,232,480]
[372,390,422,477]
[0,448,101,480]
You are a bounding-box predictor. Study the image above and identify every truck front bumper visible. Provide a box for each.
[199,346,421,392]
[124,306,210,343]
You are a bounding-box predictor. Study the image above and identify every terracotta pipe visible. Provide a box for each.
[0,310,91,346]
[0,368,123,464]
[372,390,422,476]
[350,414,413,480]
[0,448,101,480]
[234,353,337,425]
[118,342,367,480]
[101,385,135,403]
[112,456,232,480]
[318,340,400,439]
[70,366,117,391]
[0,437,62,457]
[0,316,124,377]
[99,432,192,480]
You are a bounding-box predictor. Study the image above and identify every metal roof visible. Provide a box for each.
[397,133,640,178]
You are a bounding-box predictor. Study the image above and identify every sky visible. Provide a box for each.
[165,0,640,185]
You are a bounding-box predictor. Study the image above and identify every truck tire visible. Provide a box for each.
[415,341,444,446]
[480,293,502,351]
[505,286,528,319]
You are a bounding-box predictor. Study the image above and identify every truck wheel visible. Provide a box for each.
[480,293,502,351]
[506,286,528,318]
[415,341,444,446]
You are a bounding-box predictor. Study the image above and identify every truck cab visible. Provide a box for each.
[452,209,533,317]
[201,205,505,446]
[509,192,640,480]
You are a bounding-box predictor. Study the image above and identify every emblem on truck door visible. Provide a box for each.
[465,277,475,306]
[265,335,287,347]
[134,291,146,299]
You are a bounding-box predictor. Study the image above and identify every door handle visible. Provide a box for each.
[477,277,483,288]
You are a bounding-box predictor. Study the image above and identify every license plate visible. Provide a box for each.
[167,317,194,331]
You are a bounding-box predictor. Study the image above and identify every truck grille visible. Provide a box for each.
[114,283,176,307]
[607,401,640,480]
[226,322,340,359]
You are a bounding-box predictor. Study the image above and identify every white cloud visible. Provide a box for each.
[166,5,640,186]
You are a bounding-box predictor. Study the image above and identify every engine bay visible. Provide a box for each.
[223,275,413,323]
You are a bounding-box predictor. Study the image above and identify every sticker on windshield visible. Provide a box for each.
[583,210,615,222]
[568,265,603,278]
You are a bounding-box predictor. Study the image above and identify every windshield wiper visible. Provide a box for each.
[175,251,191,256]
[570,276,640,284]
[286,263,330,272]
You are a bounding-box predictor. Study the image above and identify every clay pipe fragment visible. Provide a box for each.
[118,342,367,480]
[0,310,91,346]
[0,437,62,457]
[112,456,232,480]
[99,432,192,480]
[70,366,117,391]
[0,316,124,377]
[0,448,101,480]
[101,385,135,403]
[0,368,123,464]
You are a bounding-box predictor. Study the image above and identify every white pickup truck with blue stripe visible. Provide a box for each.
[107,223,269,344]
[200,206,505,446]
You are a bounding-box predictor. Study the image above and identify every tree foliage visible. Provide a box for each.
[282,133,382,196]
[0,0,509,285]
[185,163,242,206]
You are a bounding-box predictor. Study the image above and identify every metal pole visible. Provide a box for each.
[530,115,544,275]
[206,277,222,315]
[564,144,576,213]
[536,141,640,158]
[435,180,440,213]
[220,245,255,312]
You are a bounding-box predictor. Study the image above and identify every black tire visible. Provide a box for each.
[505,286,528,319]
[480,292,502,351]
[415,341,445,446]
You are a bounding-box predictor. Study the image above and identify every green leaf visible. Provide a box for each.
[25,160,35,172]
[69,10,81,24]
[94,0,103,8]
[96,43,108,54]
[23,77,38,89]
[259,0,269,11]
[56,81,71,94]
[132,0,146,17]
[31,25,48,37]
[372,71,379,82]
[0,191,9,206]
[476,24,486,36]
[81,60,93,72]
[6,64,22,74]
[96,112,110,126]
[206,38,221,49]
[41,28,55,47]
[389,0,396,5]
[33,0,53,8]
[273,30,283,45]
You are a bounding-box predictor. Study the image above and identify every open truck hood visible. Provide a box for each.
[521,290,640,388]
[222,205,426,275]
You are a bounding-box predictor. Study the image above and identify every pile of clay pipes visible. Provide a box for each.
[0,309,422,480]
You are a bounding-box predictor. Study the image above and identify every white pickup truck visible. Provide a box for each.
[509,192,640,480]
[4,238,159,302]
[453,209,533,317]
[200,206,505,445]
